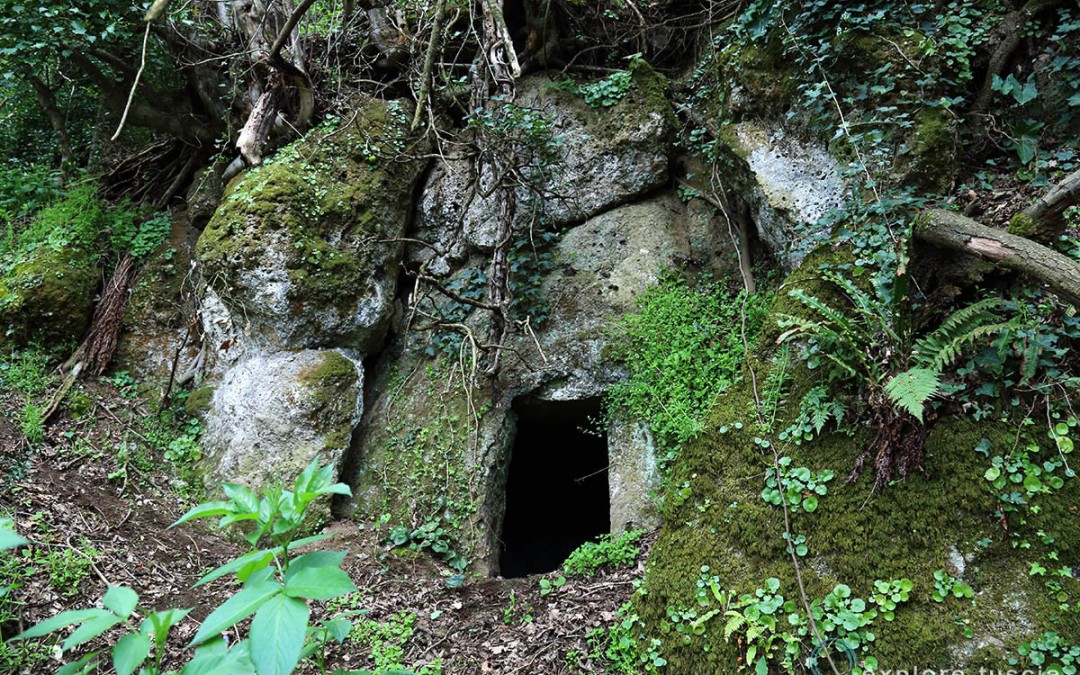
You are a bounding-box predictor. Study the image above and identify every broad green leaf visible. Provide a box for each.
[0,522,28,550]
[984,466,1001,481]
[12,608,105,640]
[170,500,235,528]
[180,638,255,675]
[287,550,347,573]
[284,565,357,600]
[63,612,122,651]
[113,632,151,675]
[803,495,819,513]
[315,483,353,498]
[57,652,100,675]
[324,617,352,643]
[196,549,274,587]
[195,534,327,587]
[250,594,309,675]
[222,483,261,515]
[189,580,281,646]
[103,585,139,619]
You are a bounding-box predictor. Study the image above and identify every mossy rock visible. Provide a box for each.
[197,98,429,352]
[0,245,99,349]
[114,214,200,388]
[904,107,959,193]
[184,386,214,420]
[342,347,508,572]
[202,349,361,533]
[636,254,1080,670]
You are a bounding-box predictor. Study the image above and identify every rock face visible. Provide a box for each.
[635,247,1080,669]
[193,98,428,493]
[202,350,361,491]
[113,214,201,391]
[411,62,677,275]
[721,122,845,270]
[197,99,428,353]
[345,193,736,572]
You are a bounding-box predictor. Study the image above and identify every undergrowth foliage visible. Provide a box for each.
[606,276,771,471]
[6,461,384,675]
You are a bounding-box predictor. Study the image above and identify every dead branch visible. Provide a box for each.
[914,208,1080,307]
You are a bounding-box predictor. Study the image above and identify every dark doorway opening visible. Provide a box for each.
[499,397,609,578]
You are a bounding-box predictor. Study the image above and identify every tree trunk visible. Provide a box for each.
[25,74,73,171]
[1020,168,1080,230]
[237,72,285,167]
[914,208,1080,307]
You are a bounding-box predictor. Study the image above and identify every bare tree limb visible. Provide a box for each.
[1020,168,1080,229]
[969,0,1063,116]
[24,72,73,170]
[111,22,152,141]
[915,208,1080,307]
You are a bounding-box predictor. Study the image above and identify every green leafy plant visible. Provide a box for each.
[778,266,1013,488]
[1012,631,1080,672]
[760,457,834,513]
[538,575,566,596]
[9,461,371,675]
[607,276,771,469]
[563,530,643,576]
[387,519,467,573]
[585,603,666,674]
[778,385,847,445]
[673,568,911,673]
[346,610,441,675]
[930,569,973,602]
[869,578,913,621]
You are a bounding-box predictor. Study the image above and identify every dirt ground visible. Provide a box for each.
[0,377,647,674]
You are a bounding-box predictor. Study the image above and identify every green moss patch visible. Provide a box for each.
[0,245,99,348]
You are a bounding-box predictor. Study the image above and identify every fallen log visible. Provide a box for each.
[914,208,1080,308]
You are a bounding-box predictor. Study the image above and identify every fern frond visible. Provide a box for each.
[912,298,1011,370]
[786,289,861,340]
[724,611,747,640]
[884,368,941,421]
[822,271,898,342]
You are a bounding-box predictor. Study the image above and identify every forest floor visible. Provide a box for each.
[0,374,649,674]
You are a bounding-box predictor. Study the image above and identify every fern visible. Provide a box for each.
[912,298,1012,371]
[802,385,845,434]
[822,270,900,343]
[724,611,747,640]
[884,368,941,421]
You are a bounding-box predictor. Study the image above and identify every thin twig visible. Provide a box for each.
[111,22,152,141]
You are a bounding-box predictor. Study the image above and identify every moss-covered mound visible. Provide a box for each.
[0,245,98,348]
[636,251,1080,671]
[197,98,429,352]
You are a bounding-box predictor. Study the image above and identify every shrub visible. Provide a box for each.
[564,530,643,576]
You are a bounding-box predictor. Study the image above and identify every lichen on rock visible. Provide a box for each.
[201,349,362,501]
[196,98,429,352]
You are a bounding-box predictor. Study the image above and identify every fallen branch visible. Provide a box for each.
[1018,167,1080,230]
[914,208,1080,307]
[43,254,138,424]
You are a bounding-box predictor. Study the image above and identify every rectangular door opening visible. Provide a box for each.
[498,397,609,578]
